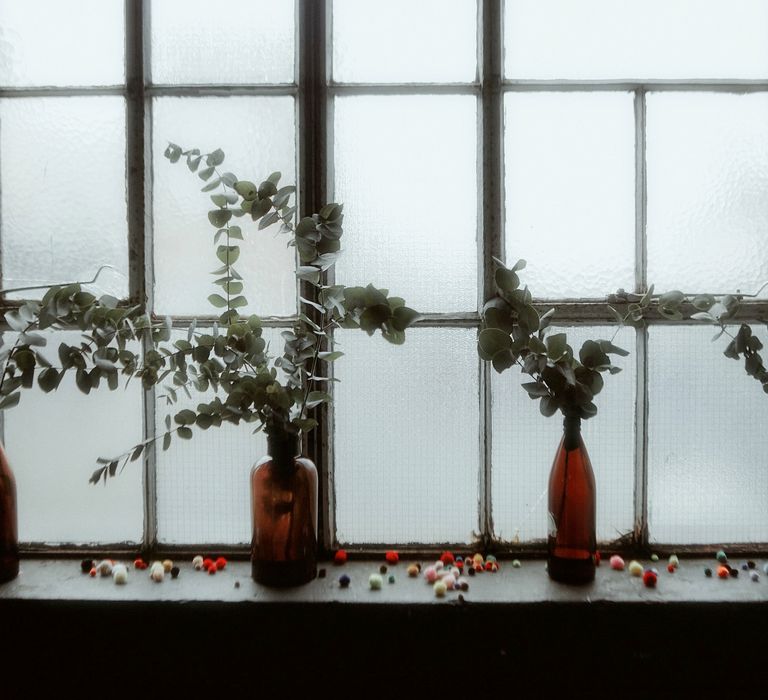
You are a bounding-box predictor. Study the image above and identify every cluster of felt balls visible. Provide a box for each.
[606,553,680,587]
[705,550,762,582]
[80,558,181,584]
[192,555,228,575]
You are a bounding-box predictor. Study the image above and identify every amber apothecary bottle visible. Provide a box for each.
[547,415,596,584]
[250,430,317,587]
[0,442,19,583]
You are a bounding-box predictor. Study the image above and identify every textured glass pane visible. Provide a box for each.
[648,326,768,544]
[151,0,294,85]
[335,96,477,313]
[492,326,636,543]
[0,0,124,87]
[153,97,297,316]
[505,93,635,299]
[156,328,282,545]
[505,0,768,80]
[334,328,480,544]
[1,97,128,299]
[647,93,768,296]
[3,331,143,544]
[333,0,476,83]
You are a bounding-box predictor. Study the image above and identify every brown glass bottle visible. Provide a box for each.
[547,415,596,584]
[250,431,317,587]
[0,442,19,583]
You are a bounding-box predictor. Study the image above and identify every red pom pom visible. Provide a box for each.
[133,558,145,570]
[215,557,227,570]
[208,563,217,575]
[485,561,494,571]
[89,568,97,577]
[667,563,675,573]
[334,550,348,565]
[439,551,455,565]
[642,570,657,588]
[385,551,399,565]
[456,560,464,570]
[203,558,213,570]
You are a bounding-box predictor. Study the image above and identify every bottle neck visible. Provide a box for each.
[563,415,582,451]
[267,430,300,469]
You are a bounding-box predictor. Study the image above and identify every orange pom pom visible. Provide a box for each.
[334,550,348,565]
[385,550,399,565]
[717,565,730,579]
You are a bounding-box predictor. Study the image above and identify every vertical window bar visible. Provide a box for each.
[298,0,332,551]
[125,0,156,549]
[480,0,504,545]
[633,88,649,547]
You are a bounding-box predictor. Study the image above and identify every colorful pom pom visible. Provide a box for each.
[628,560,643,577]
[97,560,113,577]
[170,566,180,579]
[379,565,388,574]
[339,574,350,588]
[112,564,128,585]
[192,555,204,570]
[150,563,165,582]
[407,564,419,578]
[642,570,657,588]
[440,551,455,565]
[467,567,476,576]
[442,575,455,590]
[716,550,728,563]
[208,563,217,575]
[704,568,712,577]
[202,558,213,570]
[215,557,227,570]
[667,564,676,573]
[369,573,383,590]
[747,560,756,569]
[472,553,484,565]
[729,567,738,578]
[162,559,173,573]
[512,559,522,569]
[80,559,94,574]
[424,566,439,583]
[594,552,601,566]
[385,551,399,565]
[89,567,97,577]
[750,571,760,582]
[609,555,625,571]
[717,565,730,579]
[334,550,348,565]
[668,554,679,569]
[388,574,395,584]
[433,580,447,597]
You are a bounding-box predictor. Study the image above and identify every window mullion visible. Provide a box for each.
[633,88,649,547]
[125,0,156,550]
[298,0,332,552]
[479,0,504,545]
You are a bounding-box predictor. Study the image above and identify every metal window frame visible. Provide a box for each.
[3,0,768,555]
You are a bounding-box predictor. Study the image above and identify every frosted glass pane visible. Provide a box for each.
[153,97,297,316]
[492,326,636,543]
[156,328,282,545]
[151,0,294,85]
[3,331,143,544]
[504,93,635,298]
[334,328,480,544]
[505,0,768,80]
[647,93,768,296]
[335,96,477,313]
[333,0,476,83]
[648,326,768,544]
[1,97,128,299]
[0,0,124,87]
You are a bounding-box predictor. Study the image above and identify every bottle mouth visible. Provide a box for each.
[267,430,301,464]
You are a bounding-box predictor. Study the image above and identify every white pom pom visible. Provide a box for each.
[192,555,204,571]
[112,564,128,585]
[97,560,113,577]
[150,563,165,582]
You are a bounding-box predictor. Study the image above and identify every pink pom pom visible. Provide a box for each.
[610,555,625,571]
[424,566,438,583]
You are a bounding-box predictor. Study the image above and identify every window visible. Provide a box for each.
[1,0,767,553]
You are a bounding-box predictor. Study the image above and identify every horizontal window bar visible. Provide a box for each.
[0,86,125,97]
[504,79,768,93]
[146,84,298,97]
[330,82,480,95]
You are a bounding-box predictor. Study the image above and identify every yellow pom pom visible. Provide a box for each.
[433,580,447,597]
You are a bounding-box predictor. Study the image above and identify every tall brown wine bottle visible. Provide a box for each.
[547,415,596,584]
[0,442,19,583]
[250,430,317,587]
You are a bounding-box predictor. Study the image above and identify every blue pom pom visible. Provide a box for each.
[339,574,351,588]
